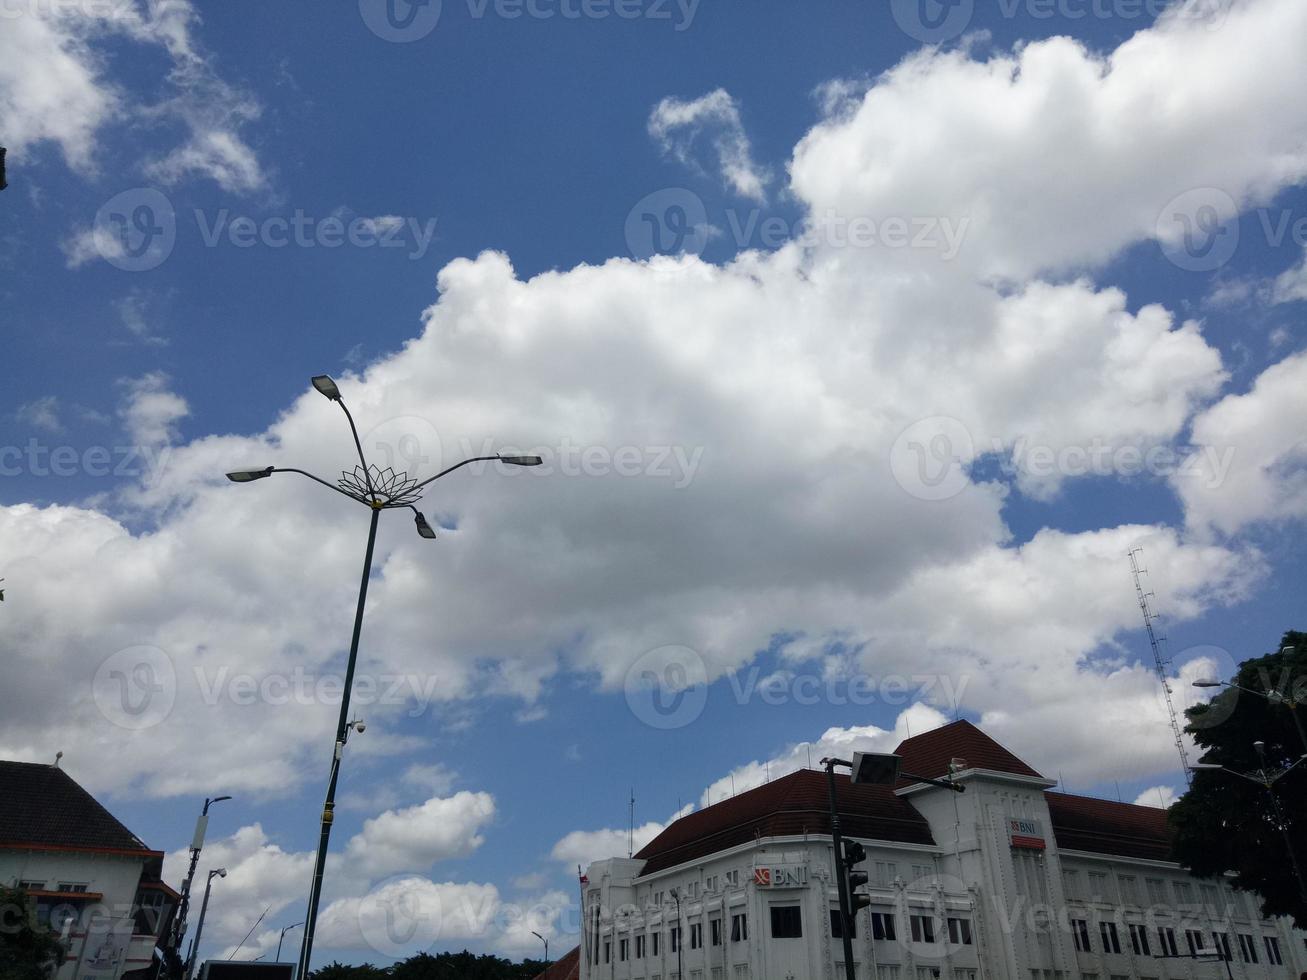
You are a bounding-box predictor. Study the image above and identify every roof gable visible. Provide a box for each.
[0,761,154,854]
[894,719,1044,785]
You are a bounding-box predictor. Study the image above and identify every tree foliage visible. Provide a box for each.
[0,885,67,980]
[1170,630,1307,927]
[308,951,548,980]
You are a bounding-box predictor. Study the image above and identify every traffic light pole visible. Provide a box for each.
[823,760,858,980]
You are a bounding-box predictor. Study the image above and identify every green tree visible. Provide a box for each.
[1170,630,1307,926]
[0,885,67,980]
[308,961,391,980]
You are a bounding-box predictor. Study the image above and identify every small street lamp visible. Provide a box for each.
[1194,649,1307,752]
[225,375,542,980]
[185,868,226,980]
[530,931,549,964]
[1190,742,1307,907]
[275,923,304,963]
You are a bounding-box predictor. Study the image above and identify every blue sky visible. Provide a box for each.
[3,0,1307,967]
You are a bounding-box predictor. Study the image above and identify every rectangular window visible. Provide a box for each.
[948,917,973,945]
[636,935,645,958]
[671,927,680,952]
[730,913,747,943]
[1099,921,1120,954]
[710,918,722,946]
[604,941,610,964]
[1118,876,1138,905]
[690,922,702,949]
[871,912,897,942]
[1157,928,1178,958]
[1088,871,1110,903]
[830,909,856,939]
[1145,878,1167,905]
[770,905,802,939]
[17,881,45,891]
[1265,936,1283,966]
[653,932,660,956]
[56,883,88,894]
[1184,929,1205,956]
[1072,919,1090,953]
[910,864,932,884]
[1172,882,1194,906]
[875,861,899,886]
[1128,923,1150,956]
[909,914,935,944]
[1063,870,1082,900]
[619,939,628,962]
[1212,932,1231,961]
[1200,883,1219,913]
[1238,933,1258,964]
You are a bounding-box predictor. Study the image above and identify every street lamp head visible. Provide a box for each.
[500,455,543,466]
[226,467,274,483]
[311,375,342,401]
[1189,763,1223,771]
[212,795,232,804]
[1254,740,1266,755]
[1192,679,1223,688]
[413,512,438,539]
[212,868,227,879]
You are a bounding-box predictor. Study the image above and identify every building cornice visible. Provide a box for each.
[895,769,1058,796]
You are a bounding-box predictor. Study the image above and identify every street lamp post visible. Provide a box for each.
[275,923,304,963]
[173,797,233,962]
[530,931,549,965]
[670,890,683,980]
[1191,742,1307,908]
[225,375,542,980]
[820,754,964,980]
[185,868,226,980]
[1194,651,1307,753]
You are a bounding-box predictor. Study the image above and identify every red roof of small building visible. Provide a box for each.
[895,719,1045,786]
[0,761,157,855]
[533,946,579,980]
[635,768,934,876]
[1046,792,1174,862]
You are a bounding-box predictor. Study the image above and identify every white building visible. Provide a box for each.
[574,721,1306,980]
[0,760,179,980]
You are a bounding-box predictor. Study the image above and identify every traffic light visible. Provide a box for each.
[844,840,872,913]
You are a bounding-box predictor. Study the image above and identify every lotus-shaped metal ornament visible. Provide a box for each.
[337,464,424,508]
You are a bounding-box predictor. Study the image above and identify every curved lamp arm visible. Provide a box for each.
[334,400,375,496]
[412,456,508,491]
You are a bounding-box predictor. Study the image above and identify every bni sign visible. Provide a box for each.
[754,865,809,888]
[1009,817,1046,851]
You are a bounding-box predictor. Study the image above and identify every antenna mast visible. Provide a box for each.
[1128,549,1192,787]
[628,789,635,859]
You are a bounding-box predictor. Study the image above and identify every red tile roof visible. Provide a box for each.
[532,946,579,980]
[1045,792,1174,862]
[634,769,934,876]
[0,761,156,855]
[894,719,1044,786]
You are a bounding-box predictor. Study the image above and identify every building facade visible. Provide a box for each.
[0,760,178,980]
[576,721,1306,980]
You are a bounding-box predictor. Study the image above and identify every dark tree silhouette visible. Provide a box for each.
[1170,630,1307,926]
